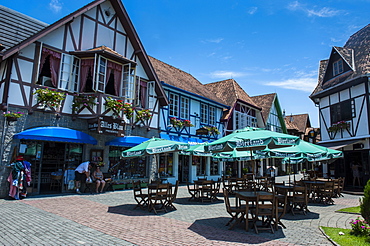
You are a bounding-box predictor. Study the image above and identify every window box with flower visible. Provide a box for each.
[72,94,97,112]
[205,126,220,135]
[170,117,184,128]
[136,109,152,122]
[328,121,350,133]
[105,97,125,116]
[3,111,24,121]
[34,87,66,110]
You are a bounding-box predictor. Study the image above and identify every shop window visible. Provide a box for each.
[159,154,173,176]
[108,146,147,178]
[195,156,206,176]
[210,160,219,175]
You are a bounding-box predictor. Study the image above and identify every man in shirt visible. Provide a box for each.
[74,161,92,194]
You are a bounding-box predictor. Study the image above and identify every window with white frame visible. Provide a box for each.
[59,54,80,92]
[147,81,155,110]
[201,103,208,124]
[209,106,215,125]
[169,93,179,117]
[122,63,136,101]
[235,111,257,129]
[180,97,189,119]
[333,59,344,76]
[266,106,282,132]
[95,56,107,92]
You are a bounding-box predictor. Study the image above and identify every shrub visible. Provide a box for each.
[349,217,370,236]
[360,179,370,222]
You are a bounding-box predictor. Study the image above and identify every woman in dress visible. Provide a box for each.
[93,166,106,193]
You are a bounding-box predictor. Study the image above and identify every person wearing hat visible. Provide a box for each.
[74,161,92,194]
[8,155,32,199]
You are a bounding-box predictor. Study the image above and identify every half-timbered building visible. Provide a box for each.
[149,56,228,182]
[0,0,168,197]
[310,24,370,186]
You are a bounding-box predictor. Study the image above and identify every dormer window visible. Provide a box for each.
[333,59,344,76]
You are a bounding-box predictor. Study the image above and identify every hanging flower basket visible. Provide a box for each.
[3,111,23,122]
[34,88,66,109]
[105,97,133,118]
[183,119,194,127]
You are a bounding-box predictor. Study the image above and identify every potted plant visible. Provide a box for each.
[72,94,97,112]
[3,111,23,121]
[136,109,152,122]
[34,87,66,109]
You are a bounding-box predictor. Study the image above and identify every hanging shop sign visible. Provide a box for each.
[88,116,125,136]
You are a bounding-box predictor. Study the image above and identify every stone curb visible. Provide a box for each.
[319,227,340,246]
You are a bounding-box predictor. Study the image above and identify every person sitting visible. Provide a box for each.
[93,166,106,193]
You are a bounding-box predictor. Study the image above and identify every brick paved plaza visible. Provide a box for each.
[0,175,362,246]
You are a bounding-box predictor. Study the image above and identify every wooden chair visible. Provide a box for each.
[148,183,170,214]
[209,178,221,201]
[274,186,288,229]
[250,194,276,234]
[319,181,335,205]
[338,177,345,197]
[186,181,198,201]
[166,180,179,210]
[132,180,148,210]
[291,186,309,215]
[223,189,246,230]
[200,180,214,202]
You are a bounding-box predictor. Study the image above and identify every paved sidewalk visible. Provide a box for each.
[0,176,362,246]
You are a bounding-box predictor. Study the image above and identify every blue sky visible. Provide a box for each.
[2,0,370,127]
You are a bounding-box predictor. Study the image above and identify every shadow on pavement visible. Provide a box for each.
[107,204,176,216]
[188,217,287,244]
[174,197,224,205]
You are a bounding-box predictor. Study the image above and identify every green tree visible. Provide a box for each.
[360,179,370,222]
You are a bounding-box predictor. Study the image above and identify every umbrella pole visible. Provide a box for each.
[249,147,255,177]
[288,158,291,185]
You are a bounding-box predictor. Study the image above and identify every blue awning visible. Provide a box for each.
[13,127,97,145]
[160,133,206,145]
[105,136,149,147]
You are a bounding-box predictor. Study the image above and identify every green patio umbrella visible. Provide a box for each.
[204,127,300,153]
[213,148,266,162]
[181,143,213,157]
[121,137,190,157]
[122,138,190,180]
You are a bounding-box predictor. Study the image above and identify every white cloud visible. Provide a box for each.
[49,0,62,13]
[287,1,341,18]
[247,7,258,15]
[264,77,317,93]
[203,38,224,44]
[209,70,247,79]
[307,7,340,17]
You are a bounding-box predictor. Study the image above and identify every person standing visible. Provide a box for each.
[351,161,361,187]
[74,161,92,194]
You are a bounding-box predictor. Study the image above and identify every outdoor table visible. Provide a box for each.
[301,180,325,202]
[235,191,272,231]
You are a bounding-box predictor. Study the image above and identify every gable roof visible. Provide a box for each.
[0,0,167,105]
[203,79,261,110]
[250,93,276,123]
[148,56,225,104]
[0,5,48,53]
[284,113,310,134]
[311,24,370,96]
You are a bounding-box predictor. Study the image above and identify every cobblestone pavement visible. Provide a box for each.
[0,176,362,246]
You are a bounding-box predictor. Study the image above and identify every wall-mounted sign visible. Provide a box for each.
[196,127,209,135]
[88,116,125,136]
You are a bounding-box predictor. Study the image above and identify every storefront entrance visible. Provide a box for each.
[19,141,83,194]
[178,155,189,182]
